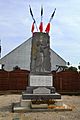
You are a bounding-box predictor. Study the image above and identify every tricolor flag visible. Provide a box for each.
[45,8,56,33]
[49,8,56,23]
[45,23,50,33]
[31,21,35,33]
[39,22,43,32]
[29,5,38,32]
[39,6,43,32]
[29,5,34,20]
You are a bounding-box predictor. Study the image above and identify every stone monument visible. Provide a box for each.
[22,32,61,101]
[13,7,72,111]
[13,32,72,112]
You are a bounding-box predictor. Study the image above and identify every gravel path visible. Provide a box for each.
[0,94,80,120]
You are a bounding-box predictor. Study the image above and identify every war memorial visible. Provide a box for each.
[13,32,71,112]
[13,6,72,112]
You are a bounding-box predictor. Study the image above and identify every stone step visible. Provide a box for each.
[22,93,61,100]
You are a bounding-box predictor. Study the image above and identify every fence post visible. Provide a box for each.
[60,78,62,91]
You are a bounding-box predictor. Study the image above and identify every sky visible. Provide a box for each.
[0,0,80,68]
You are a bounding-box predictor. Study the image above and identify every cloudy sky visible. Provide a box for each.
[0,0,80,67]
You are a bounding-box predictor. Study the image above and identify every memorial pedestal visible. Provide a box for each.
[22,74,61,100]
[25,32,61,101]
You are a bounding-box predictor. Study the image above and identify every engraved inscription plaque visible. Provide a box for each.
[30,75,53,86]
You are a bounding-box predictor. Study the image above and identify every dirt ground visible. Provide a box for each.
[0,94,80,120]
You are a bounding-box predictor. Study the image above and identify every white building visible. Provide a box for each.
[0,38,66,71]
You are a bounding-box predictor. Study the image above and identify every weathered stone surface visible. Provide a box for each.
[31,103,48,109]
[21,99,31,107]
[33,87,50,94]
[22,93,61,100]
[30,32,51,74]
[20,33,61,105]
[25,86,56,94]
[29,75,53,86]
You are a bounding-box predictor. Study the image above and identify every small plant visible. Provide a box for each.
[13,66,20,70]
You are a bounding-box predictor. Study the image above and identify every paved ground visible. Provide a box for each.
[0,94,80,120]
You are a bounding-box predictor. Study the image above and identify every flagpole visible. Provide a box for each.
[49,8,56,23]
[45,8,56,33]
[41,5,43,22]
[39,6,43,32]
[29,5,38,31]
[35,22,38,31]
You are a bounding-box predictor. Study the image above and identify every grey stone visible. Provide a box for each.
[30,32,51,74]
[33,87,50,94]
[25,86,56,94]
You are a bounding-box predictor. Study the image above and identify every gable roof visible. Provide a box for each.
[0,37,66,71]
[0,37,66,63]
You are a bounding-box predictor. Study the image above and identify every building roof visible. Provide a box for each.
[0,37,66,71]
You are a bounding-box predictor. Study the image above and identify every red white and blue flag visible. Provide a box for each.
[29,5,38,33]
[45,8,56,33]
[39,6,43,32]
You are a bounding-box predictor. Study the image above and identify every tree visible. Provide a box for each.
[68,66,77,71]
[78,65,80,70]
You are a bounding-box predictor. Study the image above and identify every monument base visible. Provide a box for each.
[22,92,61,100]
[12,98,72,112]
[22,74,61,100]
